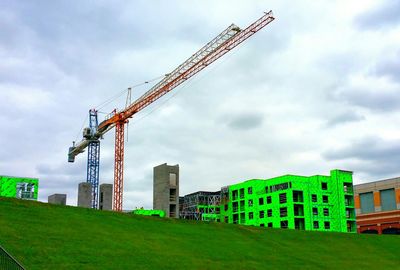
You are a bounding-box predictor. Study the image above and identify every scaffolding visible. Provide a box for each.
[179,191,221,220]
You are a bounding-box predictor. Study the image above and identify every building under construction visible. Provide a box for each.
[0,175,39,200]
[179,169,356,233]
[179,191,222,221]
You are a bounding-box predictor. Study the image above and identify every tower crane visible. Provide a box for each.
[68,11,275,211]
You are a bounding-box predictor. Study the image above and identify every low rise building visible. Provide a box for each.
[354,177,400,234]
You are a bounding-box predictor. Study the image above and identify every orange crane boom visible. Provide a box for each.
[69,11,275,211]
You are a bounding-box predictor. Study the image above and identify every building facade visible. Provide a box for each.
[179,170,356,233]
[0,176,39,200]
[153,163,179,218]
[354,177,400,234]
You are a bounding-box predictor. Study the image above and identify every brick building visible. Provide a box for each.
[354,177,400,234]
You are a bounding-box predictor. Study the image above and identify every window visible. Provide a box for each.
[312,194,317,202]
[248,187,253,194]
[224,216,228,223]
[324,221,330,229]
[233,202,238,212]
[280,207,288,217]
[323,195,329,203]
[259,197,264,205]
[312,207,318,215]
[323,208,329,216]
[266,196,272,204]
[224,204,228,211]
[360,192,374,213]
[279,193,287,204]
[267,209,272,217]
[249,212,254,220]
[259,210,265,218]
[265,186,269,193]
[169,189,176,202]
[239,188,244,198]
[169,173,177,186]
[380,188,396,211]
[293,190,303,202]
[321,182,328,190]
[248,199,253,207]
[271,182,290,192]
[232,190,238,200]
[260,223,265,227]
[313,221,319,229]
[268,222,273,228]
[280,220,288,229]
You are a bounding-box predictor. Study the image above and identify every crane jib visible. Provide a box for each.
[68,10,275,211]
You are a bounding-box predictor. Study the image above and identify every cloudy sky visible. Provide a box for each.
[1,0,400,208]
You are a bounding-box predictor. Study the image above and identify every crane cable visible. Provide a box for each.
[129,43,242,126]
[74,74,165,142]
[95,75,165,111]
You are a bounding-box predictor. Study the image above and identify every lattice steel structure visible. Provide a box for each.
[179,191,221,220]
[85,109,101,209]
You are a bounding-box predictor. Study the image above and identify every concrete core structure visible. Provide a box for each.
[354,177,400,234]
[153,163,179,218]
[48,194,67,205]
[99,184,113,210]
[78,182,92,208]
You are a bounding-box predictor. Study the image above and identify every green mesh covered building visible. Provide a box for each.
[180,170,356,233]
[0,176,39,200]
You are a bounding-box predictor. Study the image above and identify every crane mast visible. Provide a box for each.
[68,11,275,211]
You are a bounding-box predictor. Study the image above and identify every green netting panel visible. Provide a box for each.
[132,209,166,218]
[0,176,39,200]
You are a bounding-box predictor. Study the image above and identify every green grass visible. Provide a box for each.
[0,197,399,269]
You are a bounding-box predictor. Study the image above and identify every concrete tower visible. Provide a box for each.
[77,182,92,208]
[99,184,113,210]
[48,194,67,205]
[153,163,179,218]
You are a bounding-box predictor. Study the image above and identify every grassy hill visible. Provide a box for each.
[0,197,399,269]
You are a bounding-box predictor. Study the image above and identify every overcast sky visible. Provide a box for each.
[1,0,400,208]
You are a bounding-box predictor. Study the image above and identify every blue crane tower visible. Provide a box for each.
[87,109,100,208]
[76,109,100,209]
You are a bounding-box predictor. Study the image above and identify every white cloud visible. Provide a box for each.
[1,0,399,209]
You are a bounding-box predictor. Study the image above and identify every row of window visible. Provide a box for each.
[312,194,329,203]
[260,221,289,229]
[234,193,329,209]
[258,221,330,229]
[235,206,331,219]
[313,207,330,216]
[236,181,330,199]
[314,221,330,229]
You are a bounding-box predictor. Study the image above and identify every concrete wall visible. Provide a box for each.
[99,184,113,210]
[77,182,92,208]
[48,194,67,205]
[153,163,179,218]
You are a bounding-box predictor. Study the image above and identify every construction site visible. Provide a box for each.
[1,2,400,269]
